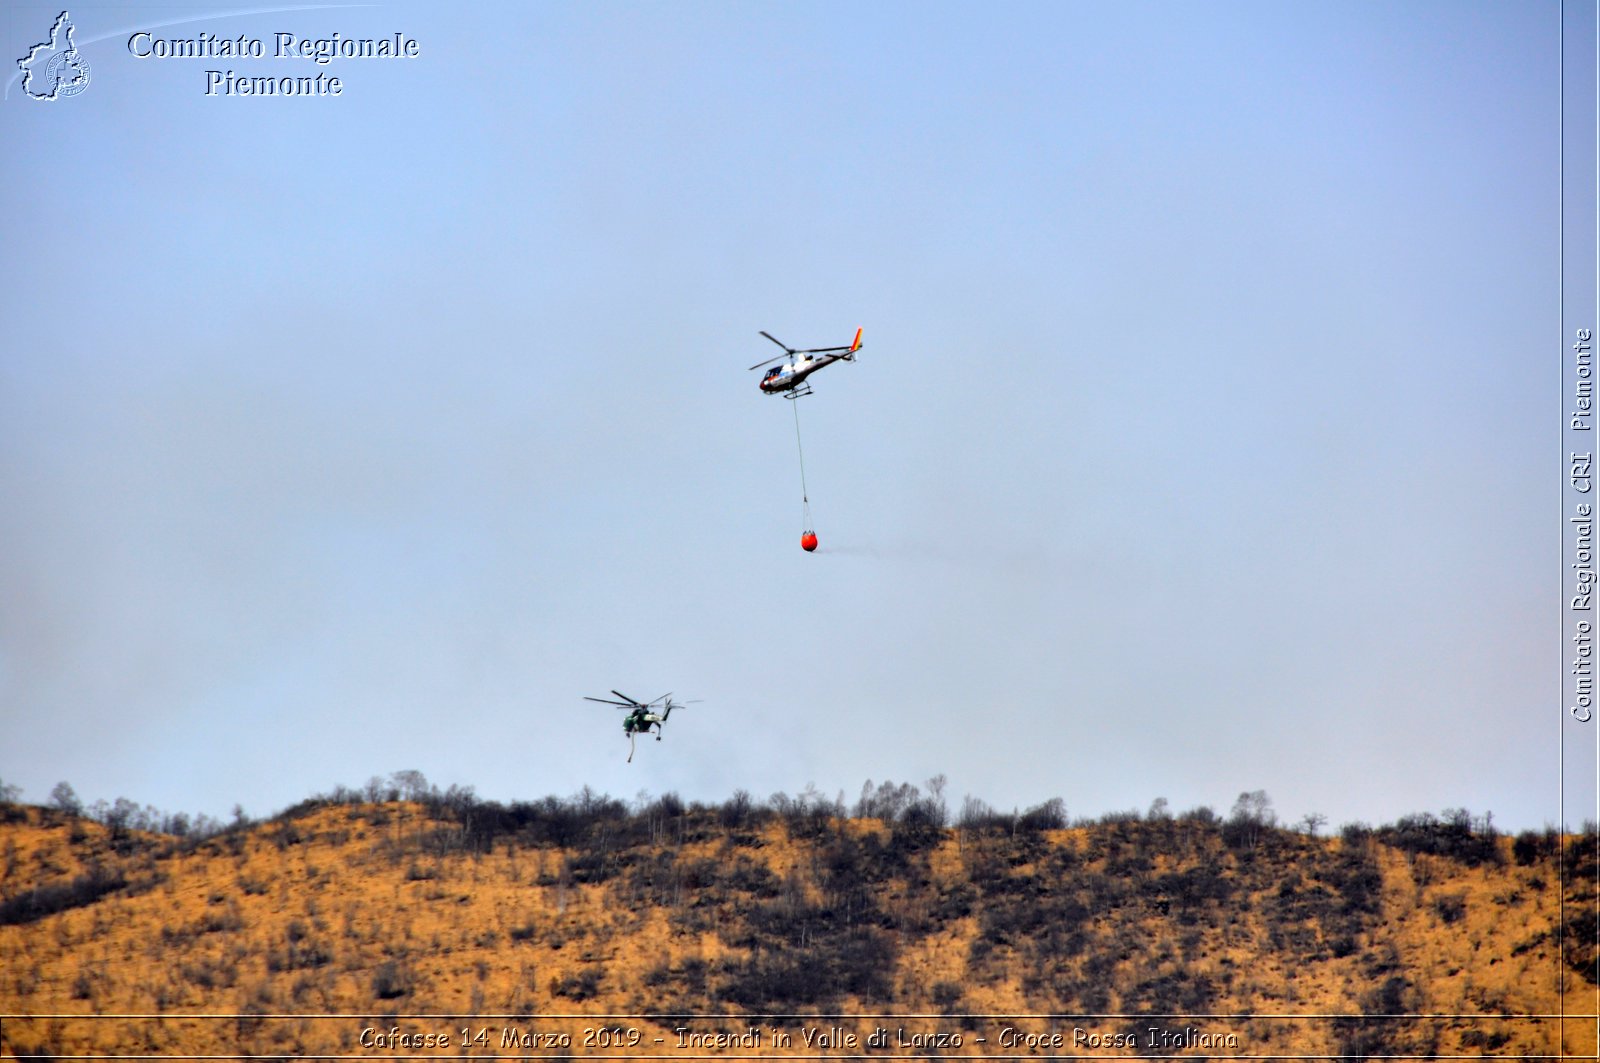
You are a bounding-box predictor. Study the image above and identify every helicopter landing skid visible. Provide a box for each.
[783,385,813,400]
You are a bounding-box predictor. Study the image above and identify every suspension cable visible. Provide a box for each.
[792,399,812,531]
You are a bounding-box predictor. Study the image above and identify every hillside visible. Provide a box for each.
[1,791,1596,1058]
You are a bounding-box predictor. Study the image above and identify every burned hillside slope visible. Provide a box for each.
[1,789,1594,1058]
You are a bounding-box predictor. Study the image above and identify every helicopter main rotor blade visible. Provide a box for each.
[585,696,634,707]
[759,330,794,353]
[611,690,645,706]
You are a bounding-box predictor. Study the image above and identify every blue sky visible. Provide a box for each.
[0,1,1576,829]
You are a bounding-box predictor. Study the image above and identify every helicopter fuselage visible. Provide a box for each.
[623,710,665,735]
[758,351,855,394]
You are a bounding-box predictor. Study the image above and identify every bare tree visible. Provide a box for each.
[105,797,139,835]
[1225,790,1275,851]
[925,774,949,828]
[958,794,996,830]
[390,770,431,801]
[50,782,81,815]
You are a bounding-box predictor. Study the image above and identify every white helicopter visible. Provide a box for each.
[748,328,862,398]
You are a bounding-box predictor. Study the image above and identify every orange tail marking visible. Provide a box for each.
[850,327,863,352]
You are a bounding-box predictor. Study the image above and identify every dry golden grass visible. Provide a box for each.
[0,800,1595,1058]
